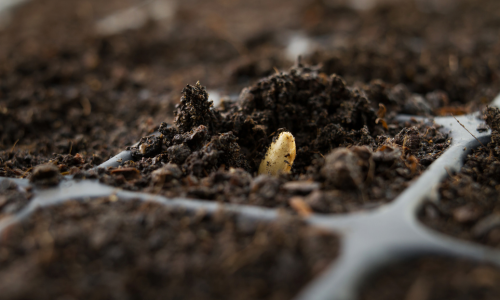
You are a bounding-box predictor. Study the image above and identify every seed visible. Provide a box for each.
[258,131,296,176]
[139,143,148,155]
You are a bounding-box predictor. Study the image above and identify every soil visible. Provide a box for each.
[81,68,450,214]
[0,0,499,298]
[359,256,500,300]
[0,0,496,171]
[0,197,338,300]
[419,107,500,247]
[2,0,498,214]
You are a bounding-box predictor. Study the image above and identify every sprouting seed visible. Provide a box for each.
[258,131,296,176]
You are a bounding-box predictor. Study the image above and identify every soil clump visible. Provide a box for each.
[87,66,449,213]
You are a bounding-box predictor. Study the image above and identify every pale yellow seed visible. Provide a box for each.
[139,143,147,155]
[258,131,296,176]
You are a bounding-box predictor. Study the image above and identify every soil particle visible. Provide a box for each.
[477,123,489,133]
[394,126,422,152]
[151,163,182,185]
[174,82,221,134]
[359,257,500,300]
[402,94,433,115]
[166,143,192,165]
[29,164,61,186]
[110,167,141,181]
[321,147,370,190]
[282,181,320,194]
[426,91,450,112]
[130,135,163,160]
[0,198,339,300]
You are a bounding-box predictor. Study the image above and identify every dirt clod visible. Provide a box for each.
[321,147,369,190]
[87,68,449,214]
[29,164,61,186]
[175,82,221,134]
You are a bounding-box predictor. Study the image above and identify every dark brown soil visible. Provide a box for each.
[0,0,498,297]
[306,0,500,113]
[83,69,449,213]
[1,0,496,175]
[0,197,339,300]
[359,256,500,300]
[419,107,500,247]
[4,0,500,215]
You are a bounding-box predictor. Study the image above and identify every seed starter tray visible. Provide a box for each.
[1,95,500,300]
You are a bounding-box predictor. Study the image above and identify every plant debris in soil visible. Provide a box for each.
[359,256,500,300]
[419,107,500,247]
[0,197,338,300]
[81,66,450,214]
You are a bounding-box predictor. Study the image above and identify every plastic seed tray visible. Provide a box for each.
[1,95,500,300]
